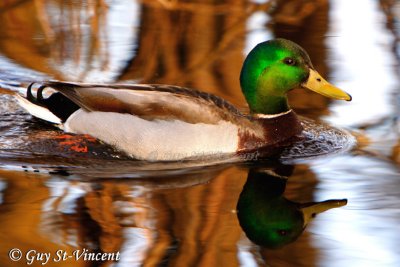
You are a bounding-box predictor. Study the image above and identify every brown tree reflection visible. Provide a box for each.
[0,0,331,110]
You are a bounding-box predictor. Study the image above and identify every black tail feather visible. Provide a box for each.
[25,83,80,122]
[27,83,42,105]
[36,85,48,103]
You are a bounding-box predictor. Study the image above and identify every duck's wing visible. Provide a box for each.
[37,81,247,125]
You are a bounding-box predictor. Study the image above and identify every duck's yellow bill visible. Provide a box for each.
[300,199,347,227]
[302,69,352,101]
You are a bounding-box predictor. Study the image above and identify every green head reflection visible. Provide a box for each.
[236,167,347,249]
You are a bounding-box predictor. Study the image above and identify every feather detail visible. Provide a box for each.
[41,81,253,126]
[15,94,61,124]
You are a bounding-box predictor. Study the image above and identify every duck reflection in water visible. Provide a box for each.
[237,165,347,249]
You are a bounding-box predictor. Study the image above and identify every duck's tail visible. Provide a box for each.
[15,83,80,124]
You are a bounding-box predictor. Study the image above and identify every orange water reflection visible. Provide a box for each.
[0,164,338,267]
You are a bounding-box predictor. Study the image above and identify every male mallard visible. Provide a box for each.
[237,167,347,248]
[16,39,351,161]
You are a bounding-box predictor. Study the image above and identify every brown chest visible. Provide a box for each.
[237,111,303,156]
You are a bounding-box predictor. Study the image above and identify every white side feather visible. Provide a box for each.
[64,110,239,161]
[15,94,61,124]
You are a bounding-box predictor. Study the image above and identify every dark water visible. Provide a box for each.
[1,0,400,266]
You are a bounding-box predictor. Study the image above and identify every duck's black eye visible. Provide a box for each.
[283,57,296,66]
[277,229,288,236]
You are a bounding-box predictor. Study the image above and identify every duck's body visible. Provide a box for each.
[17,82,302,160]
[16,39,351,161]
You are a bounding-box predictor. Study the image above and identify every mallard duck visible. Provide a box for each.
[237,167,347,248]
[16,39,351,161]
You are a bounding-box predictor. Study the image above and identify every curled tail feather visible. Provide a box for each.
[16,83,80,123]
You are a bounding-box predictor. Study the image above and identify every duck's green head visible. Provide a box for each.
[237,168,347,249]
[240,39,351,115]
